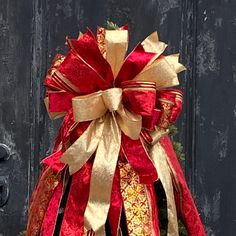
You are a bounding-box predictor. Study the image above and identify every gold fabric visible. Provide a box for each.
[105,29,128,78]
[142,31,167,65]
[165,54,186,74]
[119,161,155,236]
[133,57,179,89]
[26,168,62,236]
[149,130,179,236]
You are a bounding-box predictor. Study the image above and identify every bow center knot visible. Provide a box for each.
[102,88,122,112]
[72,88,123,122]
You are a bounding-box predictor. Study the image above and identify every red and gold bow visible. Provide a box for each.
[42,26,185,235]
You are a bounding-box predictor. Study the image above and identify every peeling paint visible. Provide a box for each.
[214,17,223,28]
[213,127,229,161]
[232,63,236,83]
[202,190,221,223]
[197,30,219,76]
[157,0,180,14]
[0,126,20,161]
[212,191,221,222]
[56,0,73,19]
[234,105,236,118]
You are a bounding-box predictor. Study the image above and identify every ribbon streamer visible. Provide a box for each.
[149,131,179,236]
[60,87,142,233]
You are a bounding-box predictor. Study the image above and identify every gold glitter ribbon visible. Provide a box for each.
[59,88,141,235]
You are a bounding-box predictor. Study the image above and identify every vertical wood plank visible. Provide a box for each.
[0,0,33,234]
[194,1,236,234]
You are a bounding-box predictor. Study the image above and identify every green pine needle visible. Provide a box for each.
[106,21,119,30]
[19,231,26,236]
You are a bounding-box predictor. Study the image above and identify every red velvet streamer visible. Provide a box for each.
[108,167,123,236]
[40,172,65,236]
[121,134,158,184]
[60,159,94,236]
[147,184,160,236]
[42,149,66,174]
[160,136,206,236]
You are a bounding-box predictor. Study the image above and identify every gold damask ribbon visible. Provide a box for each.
[149,129,179,236]
[59,88,142,235]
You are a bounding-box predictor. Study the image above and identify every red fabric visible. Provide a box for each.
[48,91,74,112]
[115,44,156,86]
[122,134,158,184]
[41,149,66,174]
[122,88,156,116]
[60,159,94,236]
[40,173,65,236]
[44,75,64,92]
[108,167,123,236]
[58,51,109,94]
[156,89,183,125]
[142,109,162,131]
[67,30,114,85]
[160,136,206,236]
[147,184,160,236]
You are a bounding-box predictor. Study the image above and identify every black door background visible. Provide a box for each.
[1,0,236,235]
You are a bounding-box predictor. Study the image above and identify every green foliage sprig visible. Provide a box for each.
[107,21,119,30]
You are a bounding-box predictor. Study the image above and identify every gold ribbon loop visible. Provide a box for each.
[72,91,107,122]
[116,104,142,140]
[72,88,122,122]
[60,118,105,175]
[105,30,128,78]
[102,88,122,112]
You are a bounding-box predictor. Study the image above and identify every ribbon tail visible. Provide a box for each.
[108,167,123,236]
[122,133,158,184]
[84,113,121,235]
[60,118,105,175]
[149,141,179,236]
[26,167,62,236]
[160,136,206,236]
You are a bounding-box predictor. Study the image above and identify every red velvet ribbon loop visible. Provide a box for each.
[48,91,74,113]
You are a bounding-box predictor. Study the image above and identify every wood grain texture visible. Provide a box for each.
[194,1,236,235]
[0,0,236,235]
[0,0,33,234]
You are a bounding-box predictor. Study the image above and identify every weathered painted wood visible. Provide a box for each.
[0,0,33,234]
[194,1,236,235]
[0,0,236,235]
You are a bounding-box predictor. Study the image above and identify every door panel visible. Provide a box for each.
[0,0,236,235]
[0,0,33,234]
